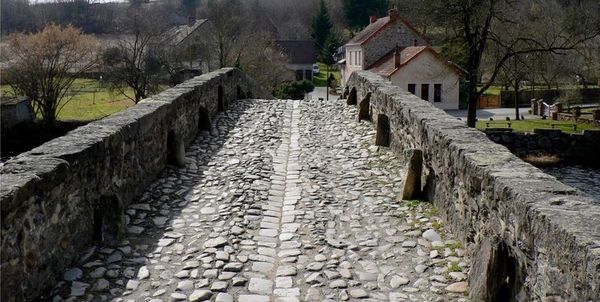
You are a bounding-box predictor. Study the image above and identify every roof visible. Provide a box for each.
[0,96,29,106]
[276,40,317,65]
[347,17,391,45]
[161,19,208,47]
[346,15,427,46]
[367,46,466,77]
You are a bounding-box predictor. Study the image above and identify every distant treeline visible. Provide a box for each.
[0,0,133,35]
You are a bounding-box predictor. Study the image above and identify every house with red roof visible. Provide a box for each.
[340,9,464,109]
[368,46,465,109]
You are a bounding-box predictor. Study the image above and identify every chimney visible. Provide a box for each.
[370,16,378,24]
[394,45,401,68]
[389,8,400,21]
[188,16,196,27]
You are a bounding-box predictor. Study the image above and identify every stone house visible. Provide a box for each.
[339,8,428,87]
[0,96,33,130]
[275,40,317,81]
[157,18,219,75]
[368,46,465,110]
[340,9,464,109]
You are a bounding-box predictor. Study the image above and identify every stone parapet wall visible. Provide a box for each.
[557,112,600,127]
[0,68,271,301]
[347,71,600,301]
[485,128,600,167]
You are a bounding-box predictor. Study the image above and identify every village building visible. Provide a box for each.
[0,96,33,130]
[368,46,465,110]
[340,9,464,109]
[157,18,219,77]
[276,40,317,81]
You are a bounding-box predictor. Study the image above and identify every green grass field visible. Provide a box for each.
[477,119,600,133]
[1,79,143,121]
[482,86,502,96]
[313,62,341,87]
[581,106,600,114]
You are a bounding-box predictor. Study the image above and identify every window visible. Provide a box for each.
[295,70,303,80]
[421,84,429,101]
[357,51,362,66]
[434,84,442,102]
[348,51,352,65]
[408,84,416,94]
[355,51,359,66]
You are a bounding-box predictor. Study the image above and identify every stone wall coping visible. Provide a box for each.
[0,68,272,301]
[349,70,600,299]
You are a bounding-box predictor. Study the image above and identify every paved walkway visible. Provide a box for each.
[445,107,538,120]
[51,99,470,302]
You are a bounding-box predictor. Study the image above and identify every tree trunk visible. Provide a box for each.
[42,100,57,128]
[514,79,520,120]
[466,77,479,128]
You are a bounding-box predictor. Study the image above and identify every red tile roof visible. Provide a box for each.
[367,46,465,77]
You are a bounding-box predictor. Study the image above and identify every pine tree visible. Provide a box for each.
[322,34,340,66]
[311,0,333,60]
[342,0,389,29]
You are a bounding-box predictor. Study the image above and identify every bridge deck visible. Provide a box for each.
[50,99,470,301]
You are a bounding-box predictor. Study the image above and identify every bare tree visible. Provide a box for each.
[528,52,574,89]
[197,0,293,91]
[429,0,600,127]
[230,31,293,92]
[4,24,98,126]
[494,54,532,120]
[199,0,247,68]
[101,9,168,103]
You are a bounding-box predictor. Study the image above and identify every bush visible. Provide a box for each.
[274,80,315,100]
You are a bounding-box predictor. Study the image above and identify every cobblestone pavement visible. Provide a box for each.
[50,99,470,302]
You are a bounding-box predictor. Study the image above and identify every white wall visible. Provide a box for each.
[390,51,460,110]
[342,45,364,86]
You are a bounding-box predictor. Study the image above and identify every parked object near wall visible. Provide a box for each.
[346,71,600,301]
[0,68,271,301]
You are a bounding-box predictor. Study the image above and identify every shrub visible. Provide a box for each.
[273,80,315,100]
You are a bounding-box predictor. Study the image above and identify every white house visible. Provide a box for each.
[339,9,428,87]
[368,46,465,110]
[340,9,464,110]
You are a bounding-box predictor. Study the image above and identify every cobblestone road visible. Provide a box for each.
[51,99,470,302]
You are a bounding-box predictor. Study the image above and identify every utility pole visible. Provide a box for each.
[326,64,329,101]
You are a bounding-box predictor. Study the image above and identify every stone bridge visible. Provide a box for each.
[1,69,599,302]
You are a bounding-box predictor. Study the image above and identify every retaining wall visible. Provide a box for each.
[485,128,600,167]
[557,112,600,127]
[0,68,271,301]
[347,71,600,301]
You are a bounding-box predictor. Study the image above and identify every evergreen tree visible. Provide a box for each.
[181,0,198,15]
[311,0,333,59]
[342,0,389,29]
[322,33,340,66]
